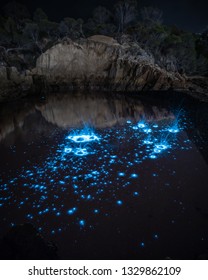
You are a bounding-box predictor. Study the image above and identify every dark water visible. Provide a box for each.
[0,91,208,260]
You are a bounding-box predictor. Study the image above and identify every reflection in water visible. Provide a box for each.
[0,92,174,142]
[0,92,208,259]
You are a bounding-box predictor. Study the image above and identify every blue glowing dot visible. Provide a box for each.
[130,173,138,178]
[67,207,77,215]
[153,124,158,128]
[79,220,85,227]
[143,140,153,145]
[117,200,123,205]
[132,126,138,130]
[134,192,139,196]
[94,209,99,213]
[150,155,157,159]
[127,120,131,124]
[118,172,125,177]
[140,242,145,247]
[56,212,61,216]
[59,181,65,185]
[153,234,159,239]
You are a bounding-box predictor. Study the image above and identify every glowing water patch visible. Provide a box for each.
[73,148,88,156]
[154,143,169,153]
[143,128,152,133]
[143,140,153,145]
[150,154,157,159]
[138,122,146,128]
[64,147,72,153]
[67,134,99,143]
[168,128,179,133]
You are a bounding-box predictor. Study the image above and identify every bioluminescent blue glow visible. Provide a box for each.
[138,122,146,128]
[67,207,77,215]
[0,114,193,236]
[79,220,85,227]
[117,200,123,205]
[67,134,99,143]
[143,128,152,133]
[154,143,169,153]
[74,148,89,156]
[140,242,145,247]
[168,128,179,133]
[130,174,138,178]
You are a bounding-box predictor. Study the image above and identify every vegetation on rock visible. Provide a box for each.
[0,1,207,76]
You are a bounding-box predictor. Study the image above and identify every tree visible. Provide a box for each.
[23,22,39,43]
[92,6,112,24]
[38,20,59,39]
[3,1,30,21]
[114,0,138,33]
[4,17,18,42]
[141,7,163,25]
[33,8,48,23]
[58,21,70,37]
[58,18,84,39]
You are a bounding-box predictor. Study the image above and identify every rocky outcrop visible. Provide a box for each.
[0,65,33,102]
[0,35,207,102]
[35,36,187,92]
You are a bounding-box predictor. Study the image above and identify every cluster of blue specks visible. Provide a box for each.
[0,117,192,235]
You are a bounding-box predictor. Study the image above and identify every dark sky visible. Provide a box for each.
[1,0,208,32]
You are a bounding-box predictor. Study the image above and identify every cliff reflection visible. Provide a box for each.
[0,92,174,142]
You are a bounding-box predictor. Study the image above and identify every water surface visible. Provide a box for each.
[0,92,208,259]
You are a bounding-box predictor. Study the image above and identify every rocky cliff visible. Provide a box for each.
[0,35,207,102]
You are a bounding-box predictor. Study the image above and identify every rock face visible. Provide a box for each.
[35,36,187,92]
[0,65,33,102]
[0,35,208,102]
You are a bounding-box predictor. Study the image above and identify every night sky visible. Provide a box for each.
[0,0,208,33]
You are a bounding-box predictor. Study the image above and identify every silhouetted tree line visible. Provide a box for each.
[0,0,208,75]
